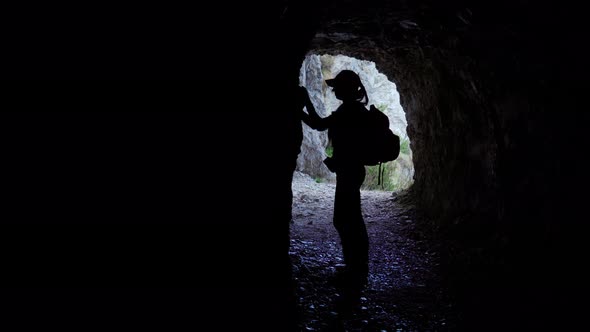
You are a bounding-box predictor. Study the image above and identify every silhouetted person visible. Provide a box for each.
[300,70,370,300]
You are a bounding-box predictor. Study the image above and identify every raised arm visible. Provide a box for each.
[299,86,330,131]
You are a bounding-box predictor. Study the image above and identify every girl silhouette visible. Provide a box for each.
[300,70,370,289]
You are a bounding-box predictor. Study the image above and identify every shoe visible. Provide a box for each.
[334,284,363,316]
[327,266,350,288]
[328,267,367,289]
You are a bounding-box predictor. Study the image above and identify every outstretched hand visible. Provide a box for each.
[298,86,324,129]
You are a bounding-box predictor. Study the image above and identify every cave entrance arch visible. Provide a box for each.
[296,53,414,192]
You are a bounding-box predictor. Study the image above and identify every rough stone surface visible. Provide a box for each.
[297,54,334,180]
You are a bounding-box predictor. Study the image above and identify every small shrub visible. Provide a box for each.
[325,145,333,158]
[400,138,410,155]
[376,104,388,112]
[362,162,398,191]
[362,157,414,192]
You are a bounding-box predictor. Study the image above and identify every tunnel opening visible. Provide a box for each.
[297,53,414,192]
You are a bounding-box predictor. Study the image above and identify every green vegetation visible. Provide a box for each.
[325,145,333,158]
[362,162,397,191]
[361,158,414,192]
[400,138,410,155]
[359,135,412,191]
[375,104,388,112]
[319,138,413,192]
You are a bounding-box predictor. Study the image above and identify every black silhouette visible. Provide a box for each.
[358,104,400,188]
[300,70,372,303]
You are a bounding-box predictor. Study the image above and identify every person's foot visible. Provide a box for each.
[328,266,368,289]
[334,284,363,317]
[327,266,351,288]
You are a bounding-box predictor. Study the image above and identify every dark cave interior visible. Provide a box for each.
[2,0,588,331]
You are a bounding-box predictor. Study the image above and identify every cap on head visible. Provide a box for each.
[325,70,361,89]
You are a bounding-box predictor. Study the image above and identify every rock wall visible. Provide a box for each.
[308,0,586,329]
[297,54,334,180]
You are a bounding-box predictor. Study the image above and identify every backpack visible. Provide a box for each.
[360,105,400,185]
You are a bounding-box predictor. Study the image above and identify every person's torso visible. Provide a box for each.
[328,102,366,165]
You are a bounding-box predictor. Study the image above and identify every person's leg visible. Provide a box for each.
[333,166,368,283]
[332,166,368,314]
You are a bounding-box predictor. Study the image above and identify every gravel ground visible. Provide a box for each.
[289,171,457,331]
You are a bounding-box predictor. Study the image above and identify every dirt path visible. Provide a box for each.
[289,171,456,331]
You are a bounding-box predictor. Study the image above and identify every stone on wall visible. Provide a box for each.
[297,54,335,180]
